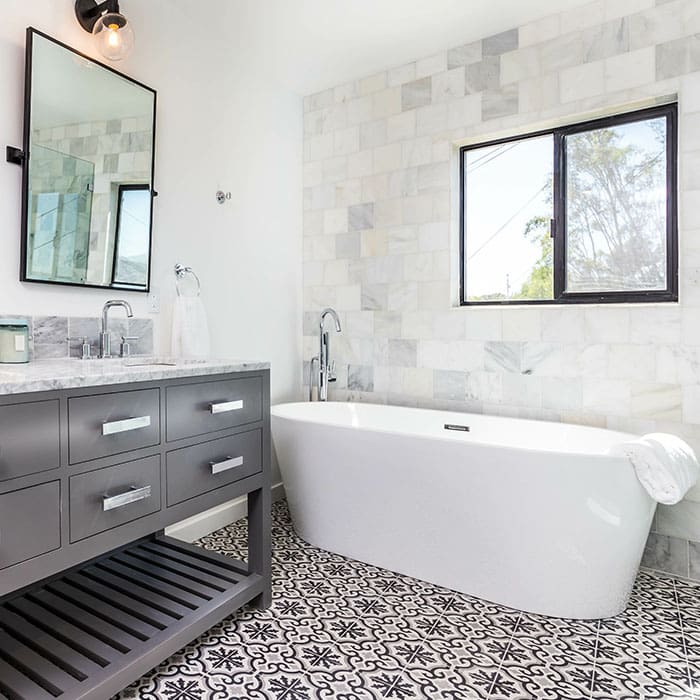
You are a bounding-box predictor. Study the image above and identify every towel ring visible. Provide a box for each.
[174,263,201,297]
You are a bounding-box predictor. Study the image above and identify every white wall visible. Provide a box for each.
[0,1,303,413]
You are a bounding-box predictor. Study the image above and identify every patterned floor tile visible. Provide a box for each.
[115,501,699,700]
[120,672,209,700]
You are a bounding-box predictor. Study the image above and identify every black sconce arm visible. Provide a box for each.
[75,0,121,33]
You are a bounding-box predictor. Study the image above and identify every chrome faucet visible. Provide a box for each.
[99,300,133,358]
[310,308,342,401]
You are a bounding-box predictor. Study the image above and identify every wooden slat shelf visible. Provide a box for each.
[0,535,263,700]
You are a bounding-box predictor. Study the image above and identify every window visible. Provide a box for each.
[460,104,678,305]
[111,184,152,290]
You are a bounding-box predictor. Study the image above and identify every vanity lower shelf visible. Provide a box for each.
[0,535,262,700]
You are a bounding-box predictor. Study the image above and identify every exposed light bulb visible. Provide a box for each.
[92,11,134,61]
[107,24,121,49]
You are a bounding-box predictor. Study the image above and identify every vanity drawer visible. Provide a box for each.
[0,482,61,569]
[0,400,60,482]
[166,377,262,442]
[166,429,262,506]
[68,388,161,464]
[69,455,161,542]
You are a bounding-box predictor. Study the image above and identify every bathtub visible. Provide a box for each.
[271,401,656,619]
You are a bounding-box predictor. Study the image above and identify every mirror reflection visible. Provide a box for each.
[24,30,155,290]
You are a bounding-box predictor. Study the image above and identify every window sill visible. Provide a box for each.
[457,297,680,309]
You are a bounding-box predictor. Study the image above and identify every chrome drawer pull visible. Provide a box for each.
[102,415,151,436]
[210,400,243,414]
[103,485,152,511]
[210,455,244,474]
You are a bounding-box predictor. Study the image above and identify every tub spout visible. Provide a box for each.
[320,308,342,333]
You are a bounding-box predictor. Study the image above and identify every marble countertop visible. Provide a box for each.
[0,357,270,395]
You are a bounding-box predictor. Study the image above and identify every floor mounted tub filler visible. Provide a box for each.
[271,402,655,619]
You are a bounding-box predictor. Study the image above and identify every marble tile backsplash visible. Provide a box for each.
[302,0,700,559]
[2,315,154,360]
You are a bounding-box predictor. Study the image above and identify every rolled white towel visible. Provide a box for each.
[610,433,699,505]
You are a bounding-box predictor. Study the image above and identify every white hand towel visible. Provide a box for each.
[610,433,699,505]
[170,295,210,358]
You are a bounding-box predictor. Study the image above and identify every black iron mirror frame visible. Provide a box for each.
[8,27,157,293]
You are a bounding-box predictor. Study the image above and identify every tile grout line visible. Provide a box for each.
[407,593,517,698]
[384,594,456,697]
[399,592,456,670]
[587,619,602,700]
[636,610,647,698]
[486,612,522,699]
[671,579,695,700]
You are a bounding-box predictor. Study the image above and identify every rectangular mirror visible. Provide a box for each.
[19,28,156,291]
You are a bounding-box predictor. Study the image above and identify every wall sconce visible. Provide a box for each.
[75,0,134,62]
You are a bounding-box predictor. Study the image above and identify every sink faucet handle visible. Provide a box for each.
[119,336,139,358]
[67,336,93,360]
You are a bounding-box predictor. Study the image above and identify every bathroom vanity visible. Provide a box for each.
[0,358,271,699]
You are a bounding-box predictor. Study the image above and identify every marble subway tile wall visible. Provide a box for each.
[1,315,154,359]
[302,0,700,578]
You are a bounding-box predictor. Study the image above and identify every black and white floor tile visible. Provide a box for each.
[116,502,700,700]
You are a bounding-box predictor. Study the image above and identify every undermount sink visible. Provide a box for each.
[122,357,208,368]
[123,359,178,367]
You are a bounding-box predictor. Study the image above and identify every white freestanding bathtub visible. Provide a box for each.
[271,402,656,619]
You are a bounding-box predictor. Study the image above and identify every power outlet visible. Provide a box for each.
[148,291,160,314]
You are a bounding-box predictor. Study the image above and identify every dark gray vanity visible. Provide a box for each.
[0,359,271,699]
[1,23,272,698]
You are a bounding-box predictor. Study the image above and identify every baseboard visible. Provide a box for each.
[165,482,286,543]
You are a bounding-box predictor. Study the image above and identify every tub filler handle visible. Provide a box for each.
[309,356,319,401]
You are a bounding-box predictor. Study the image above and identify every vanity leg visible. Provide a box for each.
[248,485,271,609]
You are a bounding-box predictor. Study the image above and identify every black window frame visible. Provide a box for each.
[111,183,152,290]
[459,103,678,306]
